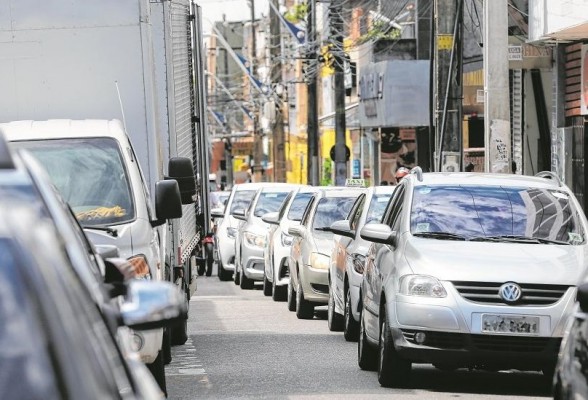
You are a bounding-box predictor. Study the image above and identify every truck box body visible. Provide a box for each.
[0,0,208,275]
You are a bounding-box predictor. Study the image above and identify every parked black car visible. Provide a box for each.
[553,279,588,399]
[0,135,186,399]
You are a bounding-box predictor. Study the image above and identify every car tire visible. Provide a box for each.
[287,276,297,312]
[240,270,254,290]
[218,259,232,281]
[296,280,314,319]
[233,265,241,285]
[343,286,360,342]
[147,350,167,397]
[378,309,411,387]
[272,275,287,302]
[163,328,172,364]
[327,284,344,331]
[170,289,189,346]
[263,274,272,296]
[358,310,378,371]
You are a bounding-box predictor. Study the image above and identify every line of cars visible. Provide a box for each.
[212,170,588,397]
[0,134,188,398]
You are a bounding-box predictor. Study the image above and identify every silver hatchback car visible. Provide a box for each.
[358,169,588,387]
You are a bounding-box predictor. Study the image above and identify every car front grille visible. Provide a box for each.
[452,281,569,306]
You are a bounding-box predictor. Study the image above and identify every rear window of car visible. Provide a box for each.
[312,196,358,232]
[410,185,585,244]
[366,194,393,224]
[254,192,289,217]
[287,192,314,221]
[230,190,257,213]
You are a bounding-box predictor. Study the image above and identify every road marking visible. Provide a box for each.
[165,338,208,378]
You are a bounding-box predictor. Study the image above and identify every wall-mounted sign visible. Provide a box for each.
[508,45,523,61]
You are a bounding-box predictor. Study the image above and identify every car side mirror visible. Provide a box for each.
[330,220,354,239]
[360,223,397,246]
[211,207,225,219]
[578,282,588,313]
[262,212,280,225]
[232,208,247,221]
[288,225,304,237]
[103,258,130,298]
[152,179,182,227]
[168,157,196,205]
[120,280,187,331]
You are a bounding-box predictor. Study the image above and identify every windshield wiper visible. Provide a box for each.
[84,226,119,238]
[469,235,569,245]
[413,232,467,240]
[314,227,332,232]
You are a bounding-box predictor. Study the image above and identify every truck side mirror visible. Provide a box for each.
[168,157,196,204]
[152,180,182,227]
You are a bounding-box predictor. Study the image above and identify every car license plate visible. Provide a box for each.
[481,314,539,335]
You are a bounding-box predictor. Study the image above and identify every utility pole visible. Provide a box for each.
[483,0,511,173]
[434,0,463,172]
[331,0,347,186]
[306,0,319,186]
[249,0,263,182]
[270,0,286,183]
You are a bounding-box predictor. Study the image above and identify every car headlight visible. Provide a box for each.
[309,253,330,270]
[244,231,265,248]
[227,227,238,239]
[352,254,366,274]
[281,232,293,247]
[399,275,447,298]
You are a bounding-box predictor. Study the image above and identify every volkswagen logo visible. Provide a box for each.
[499,282,522,303]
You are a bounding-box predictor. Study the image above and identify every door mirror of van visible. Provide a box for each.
[232,208,247,221]
[152,179,182,227]
[168,157,196,205]
[360,223,397,246]
[262,212,280,225]
[330,220,354,238]
[120,280,188,331]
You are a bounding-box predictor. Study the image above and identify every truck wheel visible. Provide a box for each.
[170,289,188,346]
[205,243,213,277]
[147,350,167,397]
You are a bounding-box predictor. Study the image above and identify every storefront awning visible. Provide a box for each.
[318,103,360,129]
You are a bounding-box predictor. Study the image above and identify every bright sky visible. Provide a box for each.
[198,0,270,33]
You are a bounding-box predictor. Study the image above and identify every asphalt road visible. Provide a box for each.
[166,266,552,400]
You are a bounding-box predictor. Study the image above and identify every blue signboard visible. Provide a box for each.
[352,159,361,178]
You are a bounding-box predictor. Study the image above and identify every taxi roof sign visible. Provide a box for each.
[345,178,365,188]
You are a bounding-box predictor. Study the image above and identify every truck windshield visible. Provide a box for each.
[410,185,585,244]
[13,138,135,227]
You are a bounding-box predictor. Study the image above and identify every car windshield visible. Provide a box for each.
[230,190,256,214]
[254,192,289,217]
[312,196,357,233]
[366,194,393,224]
[13,138,135,227]
[287,192,314,221]
[410,185,585,244]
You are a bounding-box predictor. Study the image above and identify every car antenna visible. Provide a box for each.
[115,81,128,133]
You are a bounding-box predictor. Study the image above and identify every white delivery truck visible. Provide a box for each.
[0,0,211,393]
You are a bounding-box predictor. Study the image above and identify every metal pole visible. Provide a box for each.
[249,0,263,182]
[306,0,319,186]
[331,0,347,186]
[270,0,286,183]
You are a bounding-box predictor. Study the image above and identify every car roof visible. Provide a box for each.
[318,186,366,198]
[406,171,568,190]
[259,184,300,193]
[371,185,397,195]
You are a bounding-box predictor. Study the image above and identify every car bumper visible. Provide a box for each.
[241,243,265,281]
[391,327,561,369]
[301,265,329,303]
[135,328,163,365]
[218,235,236,271]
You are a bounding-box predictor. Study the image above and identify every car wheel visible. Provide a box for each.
[327,284,344,331]
[263,273,272,296]
[240,270,254,290]
[233,265,241,285]
[218,259,231,281]
[378,308,411,387]
[287,275,297,312]
[147,350,167,397]
[344,286,360,342]
[358,310,378,371]
[272,274,287,302]
[296,280,314,320]
[163,328,172,364]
